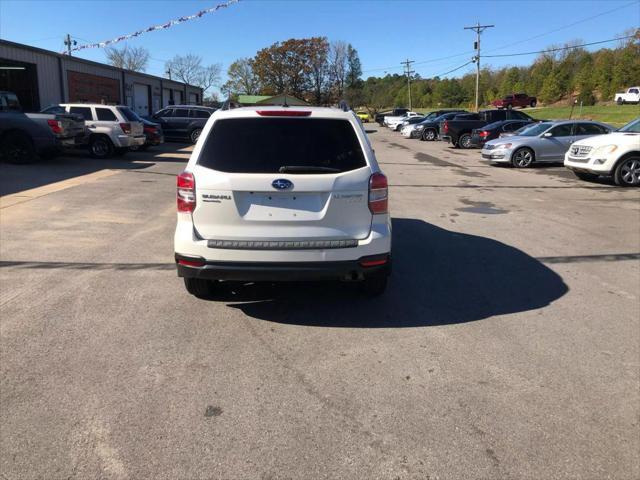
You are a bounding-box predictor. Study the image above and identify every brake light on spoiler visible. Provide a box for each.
[256,110,311,117]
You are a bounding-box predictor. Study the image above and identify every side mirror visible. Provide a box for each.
[542,132,553,138]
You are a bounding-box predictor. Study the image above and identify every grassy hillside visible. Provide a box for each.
[414,104,639,126]
[526,105,639,126]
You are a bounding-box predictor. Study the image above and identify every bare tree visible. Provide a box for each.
[105,45,150,72]
[165,54,221,94]
[328,41,349,100]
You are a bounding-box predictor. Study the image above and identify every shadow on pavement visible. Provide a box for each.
[0,142,191,197]
[219,218,568,327]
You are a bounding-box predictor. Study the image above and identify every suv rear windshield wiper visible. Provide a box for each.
[278,165,340,174]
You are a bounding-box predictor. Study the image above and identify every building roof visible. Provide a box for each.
[237,94,309,106]
[0,39,201,91]
[237,95,272,104]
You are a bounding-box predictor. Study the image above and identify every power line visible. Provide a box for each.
[484,0,639,54]
[362,50,474,74]
[483,34,637,58]
[434,60,476,78]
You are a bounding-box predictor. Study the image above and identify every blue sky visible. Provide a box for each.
[1,0,638,93]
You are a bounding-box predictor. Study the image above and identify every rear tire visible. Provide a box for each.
[616,97,624,105]
[2,132,36,164]
[530,100,537,108]
[184,278,216,299]
[361,275,388,297]
[458,133,473,149]
[89,135,114,159]
[190,128,202,144]
[614,156,640,187]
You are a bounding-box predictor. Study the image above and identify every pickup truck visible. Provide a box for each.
[614,87,640,105]
[0,91,87,163]
[374,107,409,126]
[384,111,421,129]
[491,93,537,109]
[440,109,535,148]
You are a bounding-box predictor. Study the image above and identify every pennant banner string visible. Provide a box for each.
[63,0,240,54]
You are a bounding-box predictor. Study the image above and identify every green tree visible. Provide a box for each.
[540,70,563,104]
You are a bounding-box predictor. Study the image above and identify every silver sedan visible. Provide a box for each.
[481,120,613,168]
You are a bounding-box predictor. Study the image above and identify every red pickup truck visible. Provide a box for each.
[491,93,537,109]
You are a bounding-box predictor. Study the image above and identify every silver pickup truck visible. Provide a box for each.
[0,91,87,164]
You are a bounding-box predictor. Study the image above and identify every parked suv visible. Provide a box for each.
[174,106,392,297]
[49,104,145,158]
[149,105,216,144]
[565,117,640,186]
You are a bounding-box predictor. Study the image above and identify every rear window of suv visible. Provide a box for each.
[117,107,141,122]
[198,118,366,174]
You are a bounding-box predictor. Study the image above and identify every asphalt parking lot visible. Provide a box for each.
[1,128,639,479]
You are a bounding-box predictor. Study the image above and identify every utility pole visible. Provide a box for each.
[165,67,172,80]
[401,59,415,111]
[464,22,494,111]
[63,34,77,56]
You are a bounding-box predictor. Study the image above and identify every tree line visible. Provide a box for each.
[222,33,639,111]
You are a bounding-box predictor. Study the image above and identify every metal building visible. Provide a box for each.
[0,39,203,114]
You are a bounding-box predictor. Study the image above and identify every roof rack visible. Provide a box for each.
[338,100,350,112]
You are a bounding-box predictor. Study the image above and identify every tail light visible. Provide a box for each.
[177,172,195,213]
[119,122,131,134]
[256,110,311,117]
[442,120,449,133]
[47,119,63,135]
[144,126,157,134]
[479,130,490,138]
[368,172,388,214]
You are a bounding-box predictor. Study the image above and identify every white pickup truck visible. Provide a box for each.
[614,87,640,105]
[384,111,421,130]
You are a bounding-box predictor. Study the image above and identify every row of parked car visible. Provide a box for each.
[378,106,640,187]
[0,90,216,163]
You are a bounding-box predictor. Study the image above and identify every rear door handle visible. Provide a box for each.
[87,124,96,128]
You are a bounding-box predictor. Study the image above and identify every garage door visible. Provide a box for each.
[134,83,150,116]
[162,88,171,107]
[174,89,183,105]
[189,92,197,104]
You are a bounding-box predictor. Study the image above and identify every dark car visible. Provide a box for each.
[130,118,164,151]
[470,119,534,147]
[413,111,468,141]
[440,109,535,149]
[149,105,216,144]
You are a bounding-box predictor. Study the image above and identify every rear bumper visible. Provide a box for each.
[115,135,146,147]
[175,253,391,281]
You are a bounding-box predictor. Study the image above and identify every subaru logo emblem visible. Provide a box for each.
[272,179,293,190]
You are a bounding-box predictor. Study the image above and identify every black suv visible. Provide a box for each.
[149,105,216,144]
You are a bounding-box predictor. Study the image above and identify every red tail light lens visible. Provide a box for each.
[178,258,205,267]
[177,172,195,213]
[119,122,131,134]
[368,172,388,214]
[443,120,449,133]
[479,130,489,138]
[47,119,63,134]
[256,110,311,117]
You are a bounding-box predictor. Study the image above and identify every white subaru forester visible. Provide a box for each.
[174,105,392,297]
